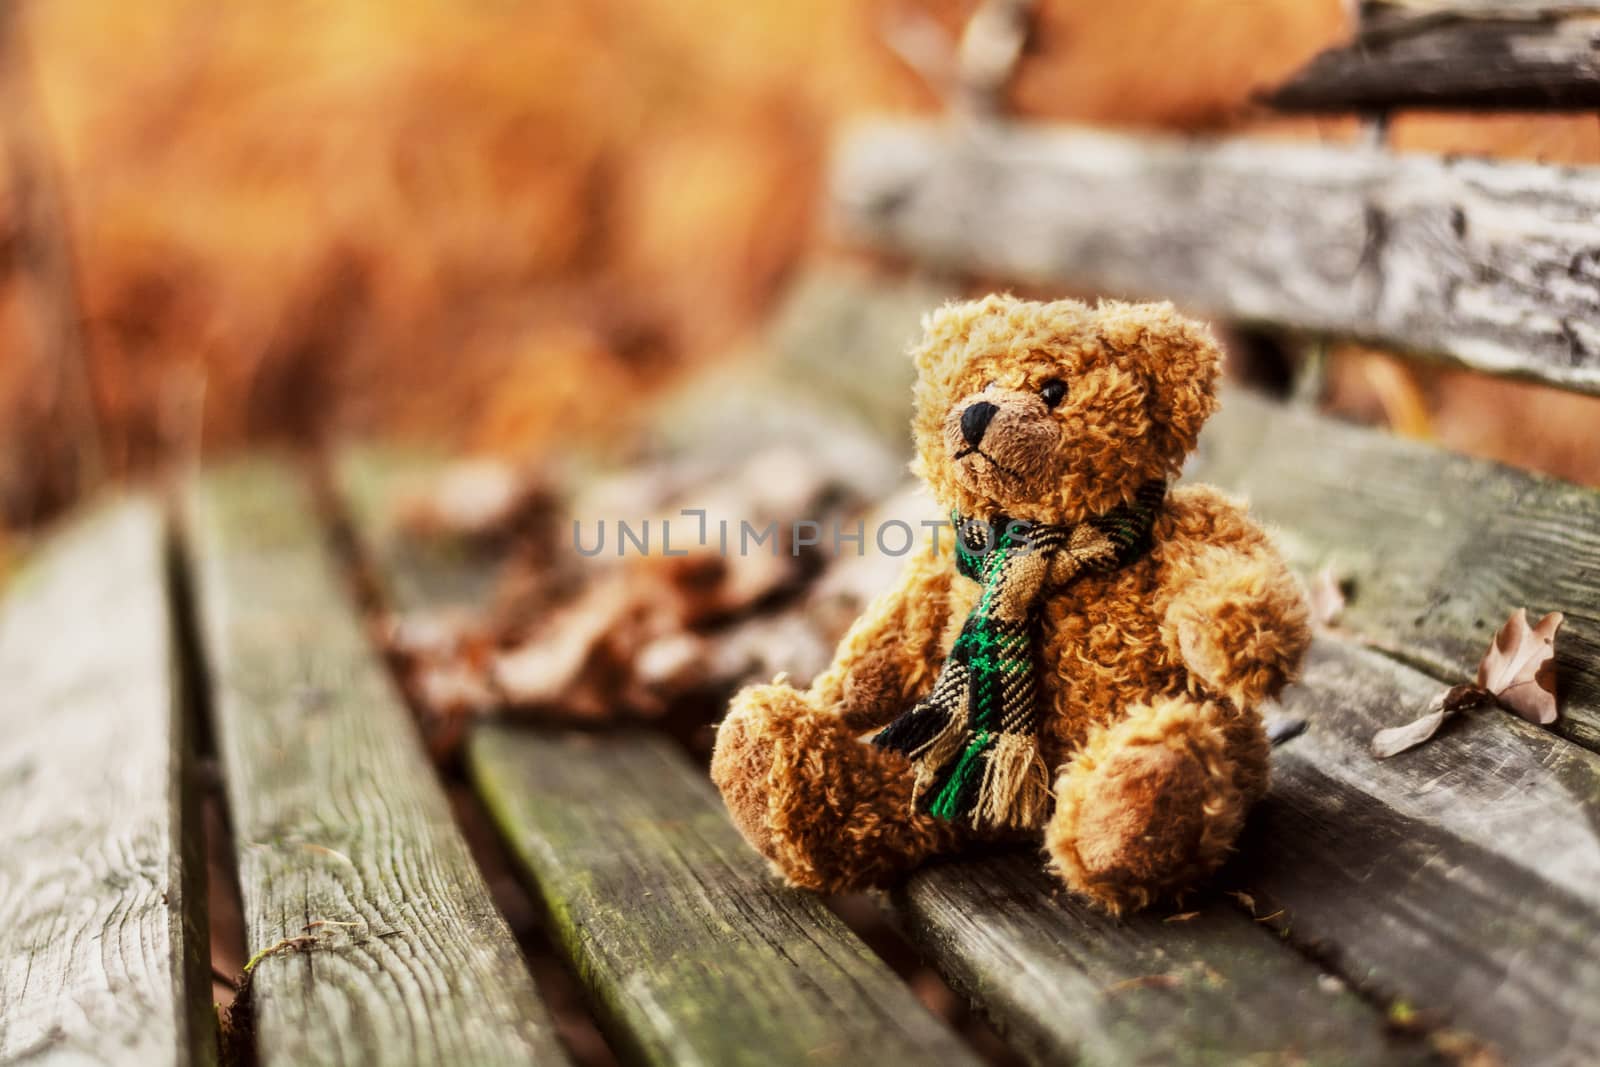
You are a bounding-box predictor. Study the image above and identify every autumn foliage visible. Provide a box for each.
[4,0,1600,536]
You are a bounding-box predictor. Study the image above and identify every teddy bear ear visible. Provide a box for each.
[909,295,1010,374]
[1096,300,1221,456]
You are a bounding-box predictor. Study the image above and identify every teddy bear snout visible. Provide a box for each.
[960,400,998,446]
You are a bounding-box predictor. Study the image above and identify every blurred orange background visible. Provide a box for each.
[4,0,1599,539]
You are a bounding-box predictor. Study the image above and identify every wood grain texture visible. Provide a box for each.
[832,119,1600,395]
[0,499,212,1066]
[1269,4,1600,111]
[341,452,979,1067]
[471,728,982,1067]
[894,854,1427,1067]
[188,458,567,1067]
[1193,387,1600,752]
[1232,635,1600,1065]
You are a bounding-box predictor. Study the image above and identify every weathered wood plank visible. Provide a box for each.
[472,728,982,1067]
[1192,387,1600,752]
[1233,635,1600,1066]
[342,452,981,1067]
[0,499,212,1065]
[188,458,567,1067]
[895,855,1427,1067]
[1269,3,1600,111]
[832,119,1600,395]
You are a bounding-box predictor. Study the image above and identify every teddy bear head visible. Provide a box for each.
[909,294,1221,525]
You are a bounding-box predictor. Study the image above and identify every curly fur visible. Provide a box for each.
[711,295,1310,912]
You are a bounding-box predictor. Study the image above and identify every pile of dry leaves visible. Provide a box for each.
[384,443,933,759]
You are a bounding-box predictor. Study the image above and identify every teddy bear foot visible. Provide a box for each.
[1045,695,1260,914]
[711,682,961,893]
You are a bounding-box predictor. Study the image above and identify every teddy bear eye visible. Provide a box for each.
[1039,378,1068,409]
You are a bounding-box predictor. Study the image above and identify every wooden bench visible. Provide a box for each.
[4,3,1600,1064]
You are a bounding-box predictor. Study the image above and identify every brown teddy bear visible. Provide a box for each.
[710,294,1311,912]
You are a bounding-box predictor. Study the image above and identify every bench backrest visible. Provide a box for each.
[831,0,1600,399]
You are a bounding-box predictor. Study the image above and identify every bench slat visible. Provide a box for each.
[1194,388,1600,753]
[0,499,211,1066]
[832,120,1600,396]
[189,459,567,1067]
[472,727,983,1067]
[895,857,1425,1067]
[1235,636,1600,1065]
[1269,2,1600,111]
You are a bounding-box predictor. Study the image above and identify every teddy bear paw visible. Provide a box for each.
[1047,733,1244,914]
[710,684,802,860]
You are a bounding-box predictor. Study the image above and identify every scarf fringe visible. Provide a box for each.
[911,710,970,801]
[973,733,1051,831]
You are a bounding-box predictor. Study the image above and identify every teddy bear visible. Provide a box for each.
[710,294,1311,913]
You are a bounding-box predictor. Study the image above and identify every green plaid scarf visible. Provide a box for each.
[872,481,1166,830]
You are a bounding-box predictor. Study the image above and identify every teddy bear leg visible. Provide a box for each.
[1045,695,1268,913]
[711,682,962,893]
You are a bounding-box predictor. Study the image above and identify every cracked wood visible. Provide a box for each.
[832,119,1600,395]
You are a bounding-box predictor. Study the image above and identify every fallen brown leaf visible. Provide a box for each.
[1371,684,1492,758]
[492,575,632,708]
[1476,608,1564,725]
[1371,607,1565,758]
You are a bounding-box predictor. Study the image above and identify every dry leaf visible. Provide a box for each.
[1371,607,1565,758]
[1371,706,1449,760]
[1371,684,1491,759]
[1307,565,1347,628]
[1475,609,1564,725]
[492,575,631,707]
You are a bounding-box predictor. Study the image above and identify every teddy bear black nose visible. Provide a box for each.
[961,401,998,446]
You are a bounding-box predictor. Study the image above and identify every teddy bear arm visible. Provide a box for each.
[1161,539,1310,711]
[805,547,956,733]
